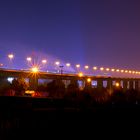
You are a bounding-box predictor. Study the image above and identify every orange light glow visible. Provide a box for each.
[87,78,91,83]
[78,72,83,77]
[31,67,39,73]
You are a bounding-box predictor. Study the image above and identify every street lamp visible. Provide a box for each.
[8,54,14,69]
[59,65,64,74]
[31,67,39,73]
[42,59,47,64]
[93,67,97,70]
[55,61,60,66]
[8,54,14,60]
[76,64,80,73]
[66,63,71,67]
[85,65,89,70]
[27,57,32,62]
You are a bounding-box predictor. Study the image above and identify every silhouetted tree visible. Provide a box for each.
[11,78,28,96]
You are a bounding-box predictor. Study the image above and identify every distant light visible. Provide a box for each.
[132,71,135,74]
[116,69,120,72]
[111,69,115,72]
[42,59,47,64]
[93,67,97,70]
[31,67,39,73]
[66,63,71,67]
[85,65,89,69]
[100,67,104,71]
[55,61,60,66]
[115,82,120,87]
[8,54,14,60]
[27,57,32,62]
[78,72,83,77]
[7,77,14,83]
[136,71,138,74]
[87,78,91,83]
[121,70,124,73]
[25,90,35,94]
[125,70,128,73]
[106,68,110,71]
[129,71,132,74]
[0,63,3,67]
[76,64,80,68]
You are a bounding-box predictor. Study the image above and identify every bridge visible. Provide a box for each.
[0,53,140,91]
[0,68,139,91]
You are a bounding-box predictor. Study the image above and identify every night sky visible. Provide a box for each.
[0,0,140,70]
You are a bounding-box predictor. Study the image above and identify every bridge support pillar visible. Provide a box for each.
[29,77,38,90]
[129,80,134,90]
[135,80,139,91]
[107,78,113,94]
[85,80,92,90]
[107,78,113,89]
[123,80,128,91]
[97,79,103,89]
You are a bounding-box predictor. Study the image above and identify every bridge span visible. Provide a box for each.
[0,69,140,91]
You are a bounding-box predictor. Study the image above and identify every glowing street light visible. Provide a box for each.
[76,64,80,68]
[132,71,135,74]
[125,70,128,73]
[31,67,39,73]
[8,54,14,60]
[121,70,124,73]
[42,59,47,64]
[115,82,120,87]
[106,68,110,71]
[0,63,3,67]
[78,72,83,77]
[87,78,91,83]
[55,61,60,66]
[129,71,132,74]
[93,67,97,70]
[66,63,71,67]
[100,67,104,71]
[27,57,32,62]
[85,65,89,69]
[111,69,115,72]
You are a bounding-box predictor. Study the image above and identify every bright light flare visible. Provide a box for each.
[31,67,39,73]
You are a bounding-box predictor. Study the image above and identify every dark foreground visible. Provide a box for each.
[0,96,140,138]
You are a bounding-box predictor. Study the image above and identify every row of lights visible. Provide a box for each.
[6,53,140,75]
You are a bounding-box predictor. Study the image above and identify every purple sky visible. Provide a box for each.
[0,0,140,70]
